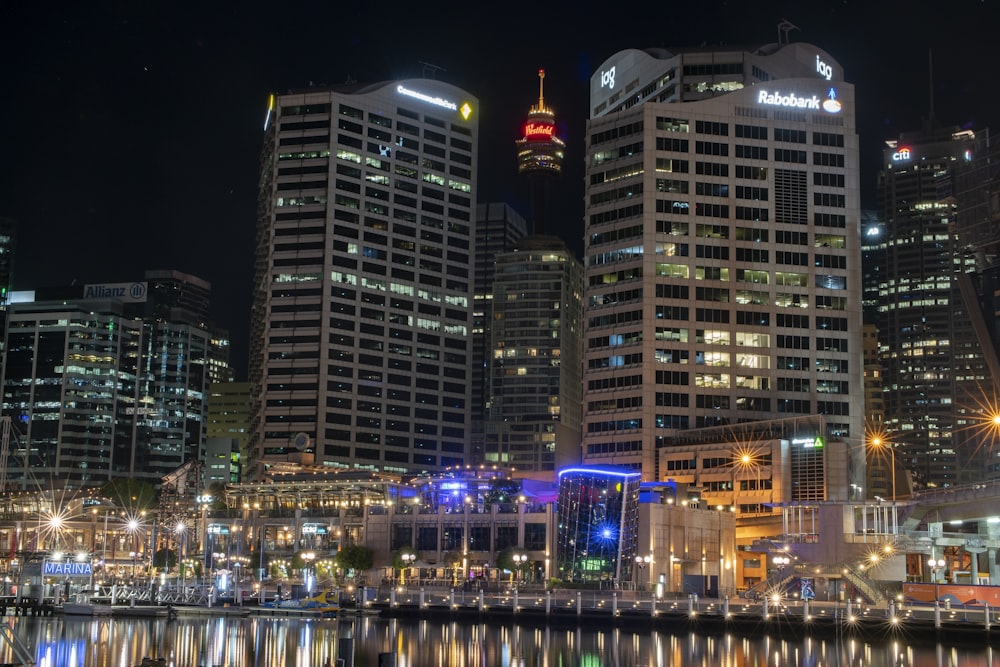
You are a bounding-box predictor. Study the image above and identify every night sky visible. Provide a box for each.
[2,2,998,379]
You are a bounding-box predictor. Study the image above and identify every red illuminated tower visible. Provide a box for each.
[515,69,565,235]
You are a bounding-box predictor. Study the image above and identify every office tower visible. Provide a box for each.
[480,73,583,476]
[581,44,864,482]
[0,218,15,311]
[0,219,16,406]
[249,80,478,479]
[1,276,212,489]
[878,127,1000,488]
[485,237,584,474]
[471,203,528,463]
[145,270,233,384]
[206,381,252,482]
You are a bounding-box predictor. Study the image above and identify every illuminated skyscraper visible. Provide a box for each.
[581,44,864,487]
[1,275,213,489]
[877,127,1000,488]
[471,203,528,463]
[249,80,478,479]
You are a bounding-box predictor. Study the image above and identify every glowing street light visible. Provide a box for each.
[634,554,652,590]
[400,551,416,588]
[512,552,527,588]
[301,551,316,595]
[929,556,946,603]
[865,420,896,502]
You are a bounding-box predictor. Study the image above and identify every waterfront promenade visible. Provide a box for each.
[371,585,1000,645]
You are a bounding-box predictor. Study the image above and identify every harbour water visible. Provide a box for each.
[0,614,996,667]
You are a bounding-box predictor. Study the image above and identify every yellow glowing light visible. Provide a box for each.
[460,102,473,120]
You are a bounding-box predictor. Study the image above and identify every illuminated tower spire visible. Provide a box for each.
[515,69,565,235]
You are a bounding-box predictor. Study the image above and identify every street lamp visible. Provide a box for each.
[512,553,527,588]
[634,554,652,590]
[400,551,416,589]
[301,551,316,595]
[869,435,896,502]
[929,557,946,603]
[773,555,790,577]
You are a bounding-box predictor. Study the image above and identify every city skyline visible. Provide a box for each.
[3,3,999,378]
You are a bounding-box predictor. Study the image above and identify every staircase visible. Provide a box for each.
[741,560,888,605]
[0,624,34,666]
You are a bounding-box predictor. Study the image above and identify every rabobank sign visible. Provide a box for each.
[43,560,93,577]
[83,282,148,303]
[757,87,842,114]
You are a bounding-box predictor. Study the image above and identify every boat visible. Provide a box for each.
[259,590,339,615]
[60,591,113,616]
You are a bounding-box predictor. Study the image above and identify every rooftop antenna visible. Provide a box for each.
[777,19,799,45]
[419,61,446,80]
[536,69,547,112]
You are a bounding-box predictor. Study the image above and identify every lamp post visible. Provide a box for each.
[175,521,186,590]
[870,436,895,502]
[400,551,416,589]
[929,557,946,602]
[773,555,790,579]
[512,553,527,589]
[634,554,652,591]
[301,551,316,596]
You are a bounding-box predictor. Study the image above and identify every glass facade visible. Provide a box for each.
[485,238,584,472]
[1,300,209,488]
[556,466,640,585]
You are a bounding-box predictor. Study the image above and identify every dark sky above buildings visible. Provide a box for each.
[2,2,998,379]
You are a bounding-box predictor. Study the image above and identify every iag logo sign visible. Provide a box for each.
[600,66,616,90]
[815,55,832,81]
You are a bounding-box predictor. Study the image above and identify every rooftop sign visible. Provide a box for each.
[522,121,555,140]
[83,282,148,302]
[396,85,474,120]
[757,88,841,114]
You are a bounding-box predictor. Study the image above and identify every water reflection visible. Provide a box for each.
[0,615,994,666]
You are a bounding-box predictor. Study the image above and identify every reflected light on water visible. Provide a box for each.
[0,615,996,666]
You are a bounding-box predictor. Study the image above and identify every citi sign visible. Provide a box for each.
[892,147,912,162]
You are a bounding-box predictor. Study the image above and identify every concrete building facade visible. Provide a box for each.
[249,80,479,479]
[581,44,864,484]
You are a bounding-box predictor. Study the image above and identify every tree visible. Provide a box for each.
[100,478,157,512]
[152,547,177,570]
[335,544,374,576]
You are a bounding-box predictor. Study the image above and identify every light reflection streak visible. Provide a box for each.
[0,616,991,665]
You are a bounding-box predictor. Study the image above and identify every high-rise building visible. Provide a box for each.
[471,203,528,463]
[485,237,584,474]
[581,44,864,484]
[0,218,15,312]
[1,276,213,489]
[206,381,252,483]
[877,126,1000,488]
[144,270,234,384]
[249,80,479,479]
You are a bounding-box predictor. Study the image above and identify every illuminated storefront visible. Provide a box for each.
[555,466,640,585]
